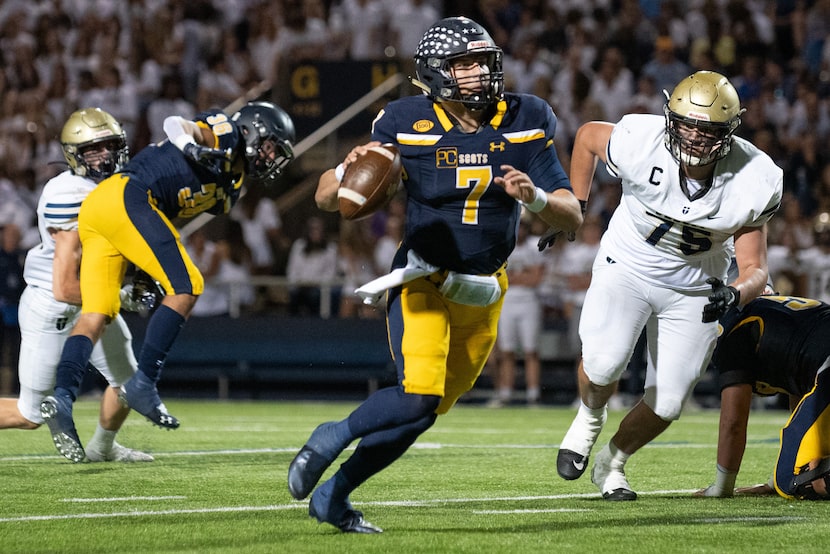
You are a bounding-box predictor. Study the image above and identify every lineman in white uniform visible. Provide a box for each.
[553,71,782,499]
[0,108,153,462]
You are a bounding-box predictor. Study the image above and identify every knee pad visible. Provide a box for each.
[582,352,625,387]
[641,387,683,421]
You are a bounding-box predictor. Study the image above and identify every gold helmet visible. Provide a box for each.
[663,71,743,166]
[61,108,129,180]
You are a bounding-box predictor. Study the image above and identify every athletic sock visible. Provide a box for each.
[87,423,117,454]
[307,420,353,459]
[607,441,630,470]
[55,335,94,401]
[137,305,185,382]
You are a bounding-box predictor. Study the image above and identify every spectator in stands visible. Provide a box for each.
[145,72,196,144]
[641,36,692,94]
[503,34,551,97]
[286,215,340,317]
[0,223,25,395]
[558,214,602,367]
[337,219,380,319]
[588,46,635,123]
[388,0,439,70]
[185,228,224,317]
[328,0,388,61]
[270,0,329,83]
[488,217,544,408]
[627,74,664,115]
[373,214,403,277]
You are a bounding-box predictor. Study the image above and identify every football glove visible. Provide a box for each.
[128,269,166,317]
[701,277,740,323]
[537,227,576,251]
[537,200,586,251]
[183,143,232,174]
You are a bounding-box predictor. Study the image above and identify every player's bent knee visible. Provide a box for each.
[642,391,684,421]
[397,390,441,420]
[581,353,626,386]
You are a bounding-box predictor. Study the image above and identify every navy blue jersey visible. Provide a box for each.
[122,110,244,219]
[713,296,830,396]
[372,93,571,274]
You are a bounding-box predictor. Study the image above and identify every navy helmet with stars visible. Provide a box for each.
[413,16,504,111]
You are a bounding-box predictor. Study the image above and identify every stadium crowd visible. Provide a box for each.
[0,0,829,328]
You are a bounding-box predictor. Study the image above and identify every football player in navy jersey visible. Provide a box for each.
[288,16,582,533]
[41,102,295,462]
[695,292,830,500]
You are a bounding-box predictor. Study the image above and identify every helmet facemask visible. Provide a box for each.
[61,108,128,181]
[663,71,743,167]
[664,106,740,166]
[242,115,294,183]
[232,101,296,185]
[423,49,504,110]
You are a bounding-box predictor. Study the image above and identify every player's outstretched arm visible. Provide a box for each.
[315,141,382,212]
[693,384,752,498]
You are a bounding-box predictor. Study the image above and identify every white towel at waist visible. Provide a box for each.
[355,249,438,306]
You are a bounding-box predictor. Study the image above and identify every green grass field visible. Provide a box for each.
[1,399,828,553]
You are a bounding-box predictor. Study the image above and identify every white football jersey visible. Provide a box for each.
[23,171,96,291]
[601,114,782,291]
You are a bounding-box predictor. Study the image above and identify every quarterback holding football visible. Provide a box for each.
[291,16,582,533]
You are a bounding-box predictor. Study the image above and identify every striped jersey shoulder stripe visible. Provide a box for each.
[397,133,442,146]
[502,129,545,143]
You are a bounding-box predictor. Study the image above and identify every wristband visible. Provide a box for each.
[172,133,196,152]
[334,163,346,183]
[524,187,548,213]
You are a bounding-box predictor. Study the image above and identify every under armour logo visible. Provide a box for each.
[490,141,505,152]
[682,206,690,214]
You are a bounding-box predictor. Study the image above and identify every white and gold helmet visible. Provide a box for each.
[663,71,743,167]
[61,108,128,181]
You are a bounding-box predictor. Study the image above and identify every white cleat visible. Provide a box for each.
[86,441,155,463]
[591,445,637,501]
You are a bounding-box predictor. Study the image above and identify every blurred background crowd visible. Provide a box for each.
[1,0,830,399]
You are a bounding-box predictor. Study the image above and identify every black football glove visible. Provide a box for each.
[537,200,586,251]
[537,227,576,251]
[701,277,740,323]
[130,269,166,317]
[183,143,232,174]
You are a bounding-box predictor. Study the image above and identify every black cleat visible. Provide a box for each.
[602,488,638,501]
[119,372,179,429]
[288,446,333,500]
[557,449,589,480]
[308,480,382,534]
[41,395,85,463]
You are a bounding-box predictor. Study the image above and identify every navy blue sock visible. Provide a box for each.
[55,335,94,401]
[340,412,437,488]
[329,470,355,503]
[137,304,185,382]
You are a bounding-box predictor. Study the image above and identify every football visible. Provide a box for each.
[337,144,401,220]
